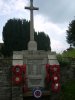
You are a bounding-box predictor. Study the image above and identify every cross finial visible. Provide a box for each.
[25,0,39,41]
[25,0,39,51]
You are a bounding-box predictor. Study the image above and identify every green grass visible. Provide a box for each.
[60,80,75,100]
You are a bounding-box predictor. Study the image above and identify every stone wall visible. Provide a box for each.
[0,58,23,100]
[0,59,12,100]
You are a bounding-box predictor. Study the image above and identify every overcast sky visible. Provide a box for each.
[0,0,75,53]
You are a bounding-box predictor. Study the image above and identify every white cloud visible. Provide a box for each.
[36,0,75,23]
[34,14,69,53]
[51,39,69,53]
[0,37,3,43]
[0,0,30,42]
[0,0,28,16]
[34,14,65,35]
[0,0,70,53]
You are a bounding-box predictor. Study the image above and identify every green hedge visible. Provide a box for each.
[57,54,71,68]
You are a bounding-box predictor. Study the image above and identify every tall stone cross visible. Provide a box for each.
[25,0,39,51]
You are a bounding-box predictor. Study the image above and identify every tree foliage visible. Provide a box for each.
[37,32,51,51]
[62,48,75,58]
[66,19,75,47]
[2,19,51,56]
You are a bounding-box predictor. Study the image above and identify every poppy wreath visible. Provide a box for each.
[12,75,23,85]
[51,74,60,83]
[50,64,60,74]
[12,65,23,75]
[51,82,61,92]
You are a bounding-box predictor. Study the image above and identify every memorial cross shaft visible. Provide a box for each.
[25,0,39,41]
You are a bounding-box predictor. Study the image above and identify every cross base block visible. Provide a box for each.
[28,41,37,51]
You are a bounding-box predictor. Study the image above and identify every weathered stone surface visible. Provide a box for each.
[12,50,59,90]
[0,61,12,100]
[28,41,37,51]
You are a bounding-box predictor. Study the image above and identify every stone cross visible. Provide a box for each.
[25,0,39,41]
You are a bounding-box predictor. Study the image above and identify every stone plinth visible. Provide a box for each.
[13,50,59,89]
[28,41,37,51]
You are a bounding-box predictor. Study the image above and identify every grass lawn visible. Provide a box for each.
[60,80,75,100]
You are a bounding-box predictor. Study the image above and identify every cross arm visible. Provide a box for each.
[33,7,39,10]
[25,7,39,10]
[25,7,30,9]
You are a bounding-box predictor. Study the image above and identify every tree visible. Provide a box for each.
[66,19,75,47]
[2,19,30,56]
[2,19,51,56]
[37,32,51,51]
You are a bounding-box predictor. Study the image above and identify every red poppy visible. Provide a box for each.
[51,82,61,92]
[51,74,60,83]
[12,75,23,85]
[12,65,22,75]
[50,64,60,74]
